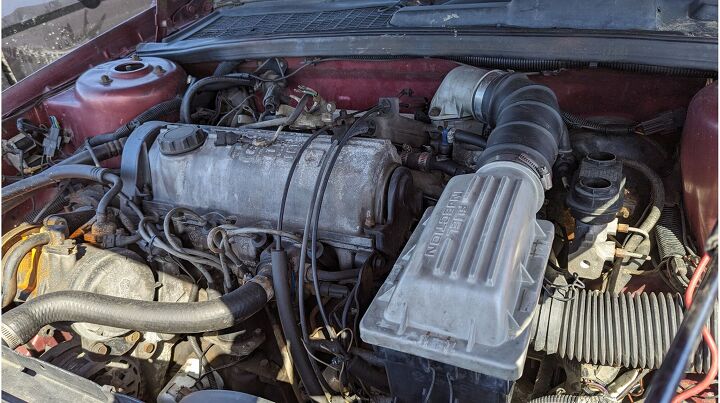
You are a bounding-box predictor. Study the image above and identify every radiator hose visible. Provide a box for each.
[1,232,51,308]
[1,273,273,349]
[530,289,714,373]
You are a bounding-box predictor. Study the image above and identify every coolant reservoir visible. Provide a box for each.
[44,56,186,147]
[681,83,718,249]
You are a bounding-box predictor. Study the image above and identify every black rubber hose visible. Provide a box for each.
[476,72,566,178]
[87,97,181,147]
[213,61,242,76]
[55,138,125,167]
[530,289,714,373]
[310,269,361,282]
[1,232,51,308]
[0,274,273,349]
[269,251,325,397]
[2,164,107,211]
[180,75,254,123]
[95,174,121,219]
[346,357,390,392]
[451,128,487,149]
[620,159,664,267]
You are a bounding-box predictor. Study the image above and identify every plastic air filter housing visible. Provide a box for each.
[360,162,554,380]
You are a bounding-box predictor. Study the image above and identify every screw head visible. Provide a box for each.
[100,74,112,85]
[142,343,156,354]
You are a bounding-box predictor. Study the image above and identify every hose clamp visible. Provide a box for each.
[248,275,275,301]
[1,323,23,349]
[471,70,506,123]
[516,153,552,190]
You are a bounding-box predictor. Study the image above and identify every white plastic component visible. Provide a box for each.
[360,163,553,380]
[157,358,222,403]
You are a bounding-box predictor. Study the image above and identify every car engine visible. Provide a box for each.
[1,50,717,403]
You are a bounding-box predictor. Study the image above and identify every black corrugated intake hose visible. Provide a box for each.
[180,74,255,123]
[269,251,325,398]
[0,273,273,349]
[530,289,714,373]
[476,71,566,179]
[1,232,51,308]
[86,97,181,147]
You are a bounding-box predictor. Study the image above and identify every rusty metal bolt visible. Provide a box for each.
[153,65,166,75]
[92,343,108,355]
[142,343,156,354]
[43,216,69,245]
[124,332,141,343]
[100,74,113,85]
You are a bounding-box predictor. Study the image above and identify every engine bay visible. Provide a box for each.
[1,52,717,403]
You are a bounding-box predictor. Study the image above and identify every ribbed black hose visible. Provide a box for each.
[0,275,272,349]
[528,395,614,403]
[531,289,714,373]
[561,111,636,135]
[476,72,566,175]
[87,97,181,147]
[180,75,254,123]
[24,191,66,224]
[446,56,716,78]
[1,232,51,308]
[270,251,325,397]
[655,206,691,291]
[656,206,688,258]
[646,249,718,402]
[448,56,585,71]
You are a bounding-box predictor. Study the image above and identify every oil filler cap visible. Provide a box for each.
[158,125,207,155]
